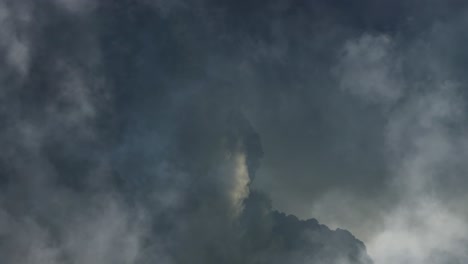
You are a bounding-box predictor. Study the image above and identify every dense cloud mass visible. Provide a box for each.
[1,0,468,263]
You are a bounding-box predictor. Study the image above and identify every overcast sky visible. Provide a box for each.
[1,1,468,263]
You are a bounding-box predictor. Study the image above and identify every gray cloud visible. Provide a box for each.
[335,34,403,104]
[3,1,468,264]
[0,1,374,264]
[331,15,468,262]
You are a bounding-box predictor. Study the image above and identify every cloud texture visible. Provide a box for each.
[2,0,468,263]
[0,1,373,263]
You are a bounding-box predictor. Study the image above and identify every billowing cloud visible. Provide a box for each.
[0,1,372,264]
[334,24,468,262]
[3,1,468,264]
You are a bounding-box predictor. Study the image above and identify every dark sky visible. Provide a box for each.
[1,0,468,263]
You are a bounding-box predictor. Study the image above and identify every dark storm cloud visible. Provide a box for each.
[2,0,468,263]
[0,1,376,264]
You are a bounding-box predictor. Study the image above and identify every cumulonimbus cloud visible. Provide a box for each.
[0,1,373,264]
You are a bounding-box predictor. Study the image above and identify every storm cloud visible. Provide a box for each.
[1,0,468,263]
